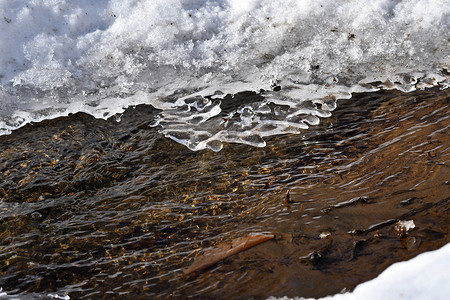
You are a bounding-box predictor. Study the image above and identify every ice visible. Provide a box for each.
[47,294,70,300]
[0,0,449,149]
[0,289,70,299]
[395,220,416,237]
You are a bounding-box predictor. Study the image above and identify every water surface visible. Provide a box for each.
[0,88,449,299]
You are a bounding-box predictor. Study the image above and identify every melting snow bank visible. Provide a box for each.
[268,243,450,300]
[0,0,449,150]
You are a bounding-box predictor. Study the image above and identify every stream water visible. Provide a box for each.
[0,87,448,299]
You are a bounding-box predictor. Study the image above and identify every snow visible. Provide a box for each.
[1,0,449,148]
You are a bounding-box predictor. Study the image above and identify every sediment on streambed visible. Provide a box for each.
[1,1,449,299]
[0,88,448,298]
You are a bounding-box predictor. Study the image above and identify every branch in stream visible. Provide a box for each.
[184,233,275,276]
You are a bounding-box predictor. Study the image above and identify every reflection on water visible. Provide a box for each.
[0,88,449,299]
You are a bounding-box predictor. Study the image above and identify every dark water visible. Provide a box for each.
[0,88,449,299]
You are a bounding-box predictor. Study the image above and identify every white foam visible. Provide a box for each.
[0,0,449,148]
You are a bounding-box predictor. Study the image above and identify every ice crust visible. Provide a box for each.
[0,0,449,149]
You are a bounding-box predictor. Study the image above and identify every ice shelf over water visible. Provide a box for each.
[0,0,449,150]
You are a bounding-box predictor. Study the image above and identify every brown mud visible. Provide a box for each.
[0,88,449,299]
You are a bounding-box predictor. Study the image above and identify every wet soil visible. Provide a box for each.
[0,88,449,299]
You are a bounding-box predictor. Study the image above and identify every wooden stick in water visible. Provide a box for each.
[184,232,275,275]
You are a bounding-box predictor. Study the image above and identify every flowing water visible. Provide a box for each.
[1,0,449,299]
[0,87,448,299]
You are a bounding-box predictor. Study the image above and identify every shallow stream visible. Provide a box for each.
[0,88,449,299]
